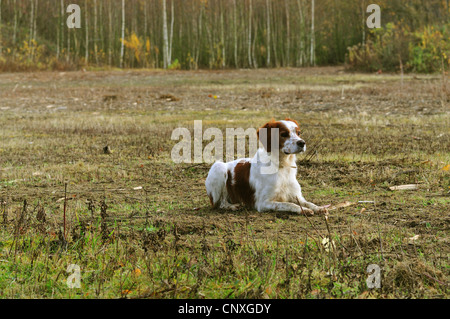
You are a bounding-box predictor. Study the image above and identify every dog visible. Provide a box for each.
[205,119,328,215]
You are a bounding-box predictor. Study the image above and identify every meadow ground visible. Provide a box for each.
[0,66,448,298]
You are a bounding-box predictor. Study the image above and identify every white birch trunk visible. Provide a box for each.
[163,0,169,68]
[120,0,125,68]
[169,0,174,66]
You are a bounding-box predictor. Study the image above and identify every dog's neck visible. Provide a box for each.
[280,153,297,169]
[258,148,297,170]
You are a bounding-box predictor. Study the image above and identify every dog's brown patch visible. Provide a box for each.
[226,161,255,207]
[284,118,301,136]
[257,120,290,153]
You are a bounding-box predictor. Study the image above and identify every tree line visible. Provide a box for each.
[0,0,448,71]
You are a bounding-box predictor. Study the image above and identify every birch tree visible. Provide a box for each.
[169,0,174,66]
[162,0,169,68]
[120,0,125,68]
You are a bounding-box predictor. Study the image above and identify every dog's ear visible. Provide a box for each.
[257,120,277,153]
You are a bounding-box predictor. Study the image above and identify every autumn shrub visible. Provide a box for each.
[121,32,154,68]
[0,39,79,72]
[408,25,449,73]
[346,23,411,72]
[346,23,449,73]
[0,40,45,72]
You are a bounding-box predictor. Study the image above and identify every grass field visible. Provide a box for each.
[0,66,448,299]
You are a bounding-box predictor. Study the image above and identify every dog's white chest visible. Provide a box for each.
[271,168,297,202]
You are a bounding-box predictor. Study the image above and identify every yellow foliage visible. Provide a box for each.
[122,32,143,63]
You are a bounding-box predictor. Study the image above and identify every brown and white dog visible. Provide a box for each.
[205,119,328,215]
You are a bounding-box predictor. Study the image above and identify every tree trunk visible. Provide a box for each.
[33,0,38,58]
[220,1,225,68]
[361,0,366,46]
[94,0,98,65]
[120,0,125,68]
[29,0,34,49]
[85,0,89,64]
[233,0,238,67]
[163,0,169,68]
[33,0,38,43]
[310,0,315,66]
[67,28,71,63]
[0,0,2,57]
[266,0,271,67]
[108,0,113,66]
[252,12,258,68]
[285,0,290,66]
[169,0,174,66]
[195,3,204,68]
[61,0,65,59]
[248,0,253,68]
[297,0,307,66]
[13,0,17,47]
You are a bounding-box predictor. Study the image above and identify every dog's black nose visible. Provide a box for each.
[297,140,306,148]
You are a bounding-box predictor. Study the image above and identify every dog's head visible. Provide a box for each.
[257,118,306,154]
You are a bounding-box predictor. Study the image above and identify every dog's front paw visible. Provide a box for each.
[229,204,241,211]
[300,207,314,216]
[314,206,329,216]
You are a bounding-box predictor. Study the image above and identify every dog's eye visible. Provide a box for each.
[281,132,289,138]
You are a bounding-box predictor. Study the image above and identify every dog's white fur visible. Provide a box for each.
[205,119,327,215]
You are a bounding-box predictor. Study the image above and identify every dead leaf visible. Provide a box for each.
[406,235,420,244]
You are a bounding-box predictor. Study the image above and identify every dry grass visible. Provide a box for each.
[0,67,448,298]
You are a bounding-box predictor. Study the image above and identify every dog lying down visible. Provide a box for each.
[205,119,328,215]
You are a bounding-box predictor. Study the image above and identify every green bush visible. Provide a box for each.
[346,23,449,73]
[408,25,449,73]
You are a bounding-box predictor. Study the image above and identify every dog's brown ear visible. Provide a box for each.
[257,120,277,152]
